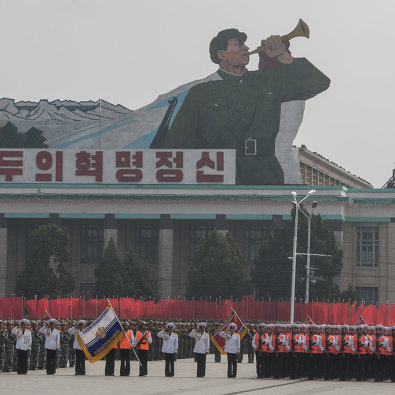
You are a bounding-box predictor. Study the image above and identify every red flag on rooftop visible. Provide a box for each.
[210,309,247,355]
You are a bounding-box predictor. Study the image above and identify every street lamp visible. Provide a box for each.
[290,189,316,324]
[305,200,318,303]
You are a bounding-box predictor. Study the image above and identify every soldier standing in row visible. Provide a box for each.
[189,322,210,377]
[135,321,152,376]
[220,323,240,378]
[157,322,178,377]
[252,323,265,378]
[2,322,15,372]
[118,321,133,376]
[11,318,32,374]
[29,322,40,370]
[68,320,86,375]
[39,318,60,375]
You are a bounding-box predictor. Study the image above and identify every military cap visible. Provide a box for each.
[197,322,207,328]
[19,318,29,324]
[48,318,57,324]
[166,322,175,329]
[209,28,247,64]
[228,323,237,329]
[257,323,265,328]
[77,320,86,326]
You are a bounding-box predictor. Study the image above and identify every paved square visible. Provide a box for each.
[0,355,394,394]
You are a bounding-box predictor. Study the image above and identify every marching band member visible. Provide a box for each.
[157,322,178,377]
[68,320,86,375]
[39,318,60,375]
[220,323,240,378]
[189,322,210,377]
[11,318,32,374]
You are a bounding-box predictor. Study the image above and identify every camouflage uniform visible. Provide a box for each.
[58,329,70,368]
[37,329,47,370]
[29,326,40,370]
[2,327,15,372]
[68,331,75,367]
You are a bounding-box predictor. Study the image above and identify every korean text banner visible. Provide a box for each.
[210,309,247,355]
[77,303,123,363]
[0,149,235,184]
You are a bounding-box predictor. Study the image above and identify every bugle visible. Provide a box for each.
[248,18,310,55]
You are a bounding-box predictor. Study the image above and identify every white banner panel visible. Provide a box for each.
[0,149,235,185]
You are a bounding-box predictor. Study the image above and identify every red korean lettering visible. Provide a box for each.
[0,151,23,181]
[196,151,224,182]
[75,151,103,182]
[155,151,183,182]
[35,151,63,182]
[115,151,143,182]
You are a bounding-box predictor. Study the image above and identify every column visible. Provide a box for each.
[0,214,7,297]
[104,214,118,249]
[158,214,173,299]
[215,214,228,236]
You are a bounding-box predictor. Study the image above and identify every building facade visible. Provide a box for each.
[1,182,395,306]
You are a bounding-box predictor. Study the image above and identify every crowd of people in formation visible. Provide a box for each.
[1,318,395,382]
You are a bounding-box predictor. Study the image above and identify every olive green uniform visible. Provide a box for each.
[164,58,330,185]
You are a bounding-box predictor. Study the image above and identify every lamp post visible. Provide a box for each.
[305,201,318,304]
[290,189,316,324]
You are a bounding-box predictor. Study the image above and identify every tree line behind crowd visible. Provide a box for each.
[15,209,355,302]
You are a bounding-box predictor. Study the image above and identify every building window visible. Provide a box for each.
[80,224,103,264]
[356,287,378,305]
[244,225,266,264]
[134,224,158,265]
[189,224,213,264]
[356,226,379,267]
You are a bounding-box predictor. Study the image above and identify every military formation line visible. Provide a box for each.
[1,318,395,382]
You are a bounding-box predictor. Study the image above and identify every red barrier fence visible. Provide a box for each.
[2,296,395,325]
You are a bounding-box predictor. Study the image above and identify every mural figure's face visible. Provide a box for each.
[218,38,249,69]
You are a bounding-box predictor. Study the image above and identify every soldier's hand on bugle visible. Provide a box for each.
[261,35,293,64]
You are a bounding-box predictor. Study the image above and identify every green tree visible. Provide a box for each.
[0,122,47,148]
[16,224,74,298]
[186,230,249,299]
[95,238,126,298]
[252,206,343,301]
[0,122,24,147]
[24,127,48,148]
[123,248,159,299]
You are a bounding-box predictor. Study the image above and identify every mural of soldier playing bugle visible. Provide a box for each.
[151,20,330,185]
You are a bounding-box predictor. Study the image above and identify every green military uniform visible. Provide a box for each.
[29,327,40,370]
[164,59,330,184]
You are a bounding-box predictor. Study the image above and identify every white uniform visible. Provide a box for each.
[68,327,82,350]
[157,330,178,354]
[189,330,210,354]
[11,327,32,351]
[39,326,60,350]
[219,331,240,354]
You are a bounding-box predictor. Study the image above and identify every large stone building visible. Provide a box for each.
[0,146,393,306]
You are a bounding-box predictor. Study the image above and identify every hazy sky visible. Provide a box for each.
[1,0,394,187]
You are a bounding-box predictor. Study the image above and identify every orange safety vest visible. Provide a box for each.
[119,330,133,349]
[366,334,376,354]
[136,330,150,350]
[293,333,306,353]
[358,335,368,354]
[343,334,357,354]
[265,333,276,353]
[277,333,292,353]
[377,335,393,355]
[327,335,341,354]
[254,333,265,352]
[311,334,325,354]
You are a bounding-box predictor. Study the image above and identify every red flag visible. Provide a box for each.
[210,309,247,355]
[306,314,315,325]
